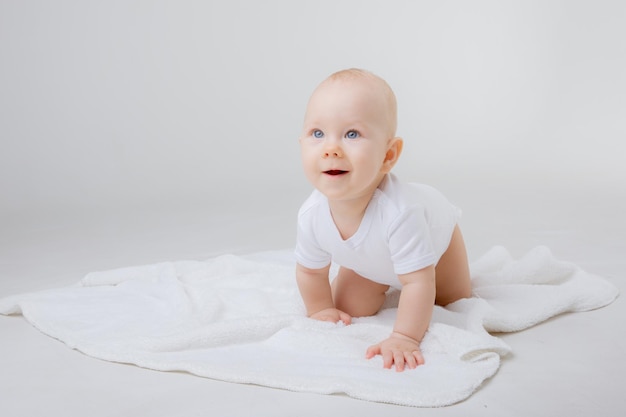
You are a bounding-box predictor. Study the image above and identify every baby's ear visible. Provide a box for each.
[382,137,403,173]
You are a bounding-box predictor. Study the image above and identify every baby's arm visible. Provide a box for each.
[365,265,435,371]
[296,263,352,325]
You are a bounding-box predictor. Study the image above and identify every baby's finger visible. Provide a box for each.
[365,344,381,359]
[393,350,405,372]
[413,349,425,366]
[382,349,394,369]
[404,351,418,369]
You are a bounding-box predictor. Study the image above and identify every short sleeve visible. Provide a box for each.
[387,205,437,275]
[294,204,332,270]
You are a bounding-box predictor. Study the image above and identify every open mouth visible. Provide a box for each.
[324,170,348,176]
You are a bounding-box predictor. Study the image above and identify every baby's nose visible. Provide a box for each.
[323,150,342,158]
[322,141,343,158]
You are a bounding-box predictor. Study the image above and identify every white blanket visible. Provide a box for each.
[0,246,618,407]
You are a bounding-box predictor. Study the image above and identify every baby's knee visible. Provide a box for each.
[332,268,388,317]
[435,285,472,306]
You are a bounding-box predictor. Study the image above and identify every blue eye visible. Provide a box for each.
[345,130,359,139]
[312,130,324,139]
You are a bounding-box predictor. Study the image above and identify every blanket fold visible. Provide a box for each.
[0,245,618,407]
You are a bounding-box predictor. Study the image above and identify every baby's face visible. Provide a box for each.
[300,77,397,203]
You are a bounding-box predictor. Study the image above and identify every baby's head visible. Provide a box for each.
[300,69,403,201]
[303,68,398,140]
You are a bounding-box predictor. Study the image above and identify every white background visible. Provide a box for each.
[2,0,624,219]
[1,2,626,416]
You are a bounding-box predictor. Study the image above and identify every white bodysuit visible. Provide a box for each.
[294,173,461,289]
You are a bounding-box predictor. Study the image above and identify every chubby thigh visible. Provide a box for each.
[434,225,472,306]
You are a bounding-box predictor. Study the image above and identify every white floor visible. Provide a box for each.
[1,180,625,417]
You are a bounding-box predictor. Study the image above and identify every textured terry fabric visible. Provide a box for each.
[0,246,618,407]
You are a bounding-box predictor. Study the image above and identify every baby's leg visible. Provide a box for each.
[434,225,472,305]
[332,267,390,317]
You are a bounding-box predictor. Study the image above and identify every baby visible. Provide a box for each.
[295,68,472,372]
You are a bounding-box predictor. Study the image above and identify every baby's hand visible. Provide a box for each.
[309,308,352,325]
[365,332,425,372]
